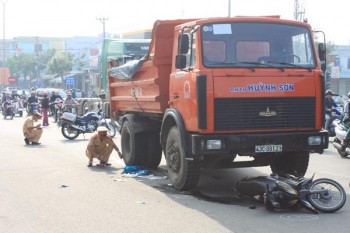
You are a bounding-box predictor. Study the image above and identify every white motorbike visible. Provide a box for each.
[332,121,350,158]
[12,97,24,117]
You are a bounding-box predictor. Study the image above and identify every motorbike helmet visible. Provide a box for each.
[325,90,333,95]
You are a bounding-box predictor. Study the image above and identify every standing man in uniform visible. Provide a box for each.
[86,126,123,167]
[23,112,43,145]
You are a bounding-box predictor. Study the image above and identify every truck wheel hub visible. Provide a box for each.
[166,144,180,172]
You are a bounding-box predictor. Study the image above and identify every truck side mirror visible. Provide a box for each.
[318,43,326,61]
[175,55,187,69]
[179,34,190,54]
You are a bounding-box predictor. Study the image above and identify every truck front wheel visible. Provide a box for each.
[270,151,309,176]
[165,126,201,190]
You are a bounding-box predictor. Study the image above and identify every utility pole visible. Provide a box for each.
[228,0,231,17]
[96,17,108,92]
[294,0,305,21]
[96,17,108,39]
[2,0,8,67]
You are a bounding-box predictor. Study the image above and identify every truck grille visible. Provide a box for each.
[214,97,316,131]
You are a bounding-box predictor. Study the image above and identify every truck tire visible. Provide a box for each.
[270,151,309,176]
[82,101,89,114]
[120,121,146,166]
[165,126,201,190]
[144,132,162,169]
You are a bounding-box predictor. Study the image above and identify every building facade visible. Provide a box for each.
[329,45,350,97]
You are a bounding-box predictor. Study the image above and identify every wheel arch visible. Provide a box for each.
[121,114,161,133]
[160,109,189,156]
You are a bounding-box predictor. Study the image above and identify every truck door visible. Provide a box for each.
[170,30,199,130]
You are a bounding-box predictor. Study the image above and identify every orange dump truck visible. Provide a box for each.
[108,17,329,190]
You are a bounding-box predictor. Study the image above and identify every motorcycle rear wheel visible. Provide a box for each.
[105,122,116,138]
[308,178,346,213]
[61,123,80,140]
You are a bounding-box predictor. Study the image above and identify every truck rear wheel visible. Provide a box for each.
[270,151,309,176]
[121,121,146,166]
[144,132,162,169]
[165,126,201,190]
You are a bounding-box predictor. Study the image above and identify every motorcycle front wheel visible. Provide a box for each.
[308,178,346,213]
[61,123,80,140]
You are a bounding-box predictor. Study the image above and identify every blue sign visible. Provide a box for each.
[66,76,75,85]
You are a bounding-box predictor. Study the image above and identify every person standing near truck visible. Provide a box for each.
[324,90,337,131]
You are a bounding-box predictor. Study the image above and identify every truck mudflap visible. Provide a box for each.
[190,131,329,157]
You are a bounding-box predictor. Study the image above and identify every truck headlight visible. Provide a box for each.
[308,136,322,145]
[207,140,222,150]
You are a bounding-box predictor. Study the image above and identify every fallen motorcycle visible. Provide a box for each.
[236,173,346,213]
[60,110,116,140]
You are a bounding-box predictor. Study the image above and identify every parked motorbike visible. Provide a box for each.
[96,106,117,138]
[327,108,343,137]
[12,97,24,117]
[2,100,15,119]
[236,173,346,213]
[60,109,116,140]
[332,121,350,158]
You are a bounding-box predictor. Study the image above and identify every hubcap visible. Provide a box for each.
[166,142,180,173]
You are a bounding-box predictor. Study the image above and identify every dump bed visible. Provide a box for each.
[108,19,194,118]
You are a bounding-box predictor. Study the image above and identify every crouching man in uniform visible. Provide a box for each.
[23,112,43,145]
[86,126,123,167]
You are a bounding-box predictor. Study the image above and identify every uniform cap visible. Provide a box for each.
[97,126,108,132]
[33,112,42,118]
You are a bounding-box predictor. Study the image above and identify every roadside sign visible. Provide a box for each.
[8,76,16,83]
[66,76,75,85]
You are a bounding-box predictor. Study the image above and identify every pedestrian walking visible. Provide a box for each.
[41,92,50,126]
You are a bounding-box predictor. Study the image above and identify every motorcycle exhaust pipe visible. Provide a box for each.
[346,148,350,154]
[333,142,343,151]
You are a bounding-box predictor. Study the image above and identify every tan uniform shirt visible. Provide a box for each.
[23,116,35,135]
[87,133,117,155]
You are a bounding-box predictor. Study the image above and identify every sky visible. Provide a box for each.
[2,0,350,45]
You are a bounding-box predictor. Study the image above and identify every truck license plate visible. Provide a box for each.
[255,145,282,153]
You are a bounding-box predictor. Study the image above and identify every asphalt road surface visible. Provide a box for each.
[0,115,349,233]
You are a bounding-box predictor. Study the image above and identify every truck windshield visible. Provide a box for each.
[201,22,315,70]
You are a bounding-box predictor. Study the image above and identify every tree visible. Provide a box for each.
[47,52,73,89]
[7,54,36,88]
[7,49,57,88]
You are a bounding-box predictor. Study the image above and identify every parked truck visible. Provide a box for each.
[108,17,329,190]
